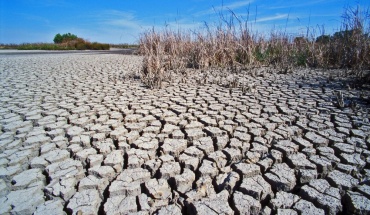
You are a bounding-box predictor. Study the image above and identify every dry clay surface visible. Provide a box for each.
[0,52,370,215]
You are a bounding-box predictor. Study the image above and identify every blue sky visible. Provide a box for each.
[1,0,369,44]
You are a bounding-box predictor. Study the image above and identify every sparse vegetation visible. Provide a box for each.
[0,43,20,49]
[139,5,370,88]
[15,40,110,50]
[16,43,72,50]
[110,43,139,49]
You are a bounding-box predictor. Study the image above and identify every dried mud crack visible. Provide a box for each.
[0,51,370,215]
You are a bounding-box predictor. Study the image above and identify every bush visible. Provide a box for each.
[17,43,67,50]
[316,35,331,44]
[62,38,110,50]
[89,42,110,50]
[75,41,87,50]
[110,43,139,49]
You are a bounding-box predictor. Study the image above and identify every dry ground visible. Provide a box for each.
[0,51,370,215]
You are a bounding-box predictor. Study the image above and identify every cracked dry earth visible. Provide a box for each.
[0,51,370,215]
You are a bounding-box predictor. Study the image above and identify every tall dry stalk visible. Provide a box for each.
[138,5,370,88]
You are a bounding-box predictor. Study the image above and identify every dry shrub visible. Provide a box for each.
[63,39,110,50]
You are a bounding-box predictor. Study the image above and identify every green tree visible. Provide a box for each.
[53,33,78,44]
[53,33,63,43]
[62,33,78,42]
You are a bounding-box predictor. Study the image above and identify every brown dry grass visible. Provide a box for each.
[139,5,370,88]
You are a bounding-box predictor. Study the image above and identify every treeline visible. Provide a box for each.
[0,33,110,50]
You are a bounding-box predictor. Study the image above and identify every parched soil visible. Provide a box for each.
[0,52,370,215]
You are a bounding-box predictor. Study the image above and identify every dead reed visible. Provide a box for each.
[139,5,370,88]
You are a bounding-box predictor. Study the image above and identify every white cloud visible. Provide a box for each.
[103,10,134,17]
[163,18,204,31]
[89,10,205,43]
[216,0,255,11]
[195,0,254,16]
[76,10,146,43]
[256,14,288,22]
[105,19,141,29]
[95,10,140,29]
[267,0,334,10]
